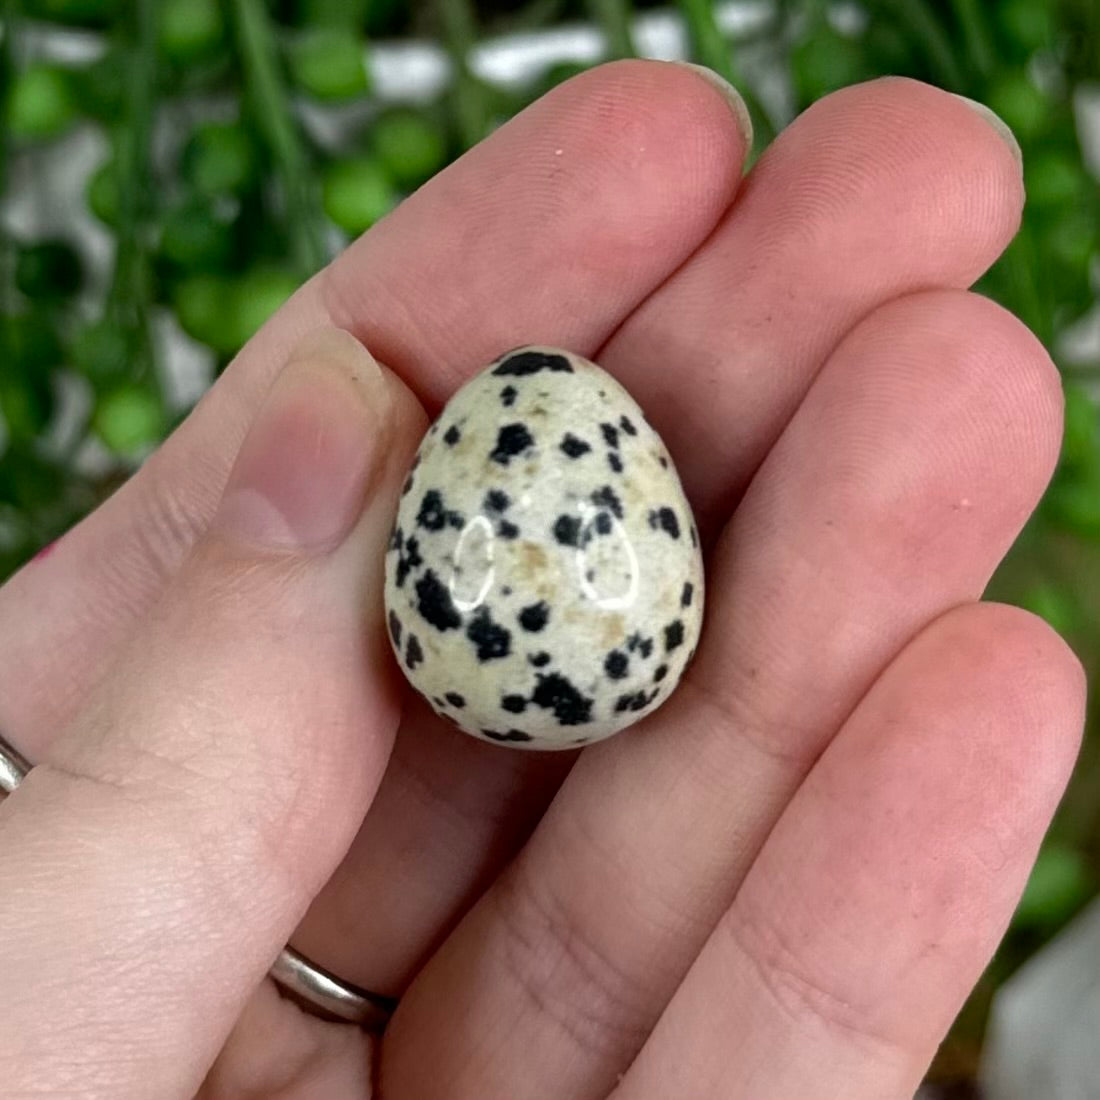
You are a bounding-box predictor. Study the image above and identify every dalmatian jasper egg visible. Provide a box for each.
[383,346,704,750]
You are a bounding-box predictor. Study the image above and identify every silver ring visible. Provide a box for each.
[0,730,395,1030]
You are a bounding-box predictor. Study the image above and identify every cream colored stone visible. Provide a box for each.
[383,346,704,750]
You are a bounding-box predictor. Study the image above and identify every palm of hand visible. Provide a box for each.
[0,63,1083,1100]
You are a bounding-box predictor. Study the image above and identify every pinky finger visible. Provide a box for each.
[613,602,1085,1100]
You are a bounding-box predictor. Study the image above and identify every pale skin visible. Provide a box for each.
[0,62,1086,1099]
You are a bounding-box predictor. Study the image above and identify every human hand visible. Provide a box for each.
[0,62,1085,1099]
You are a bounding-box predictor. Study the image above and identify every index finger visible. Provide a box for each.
[0,59,750,752]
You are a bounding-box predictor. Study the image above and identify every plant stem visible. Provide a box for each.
[436,0,495,149]
[949,0,994,80]
[0,0,17,319]
[586,0,636,59]
[105,0,159,394]
[863,0,965,91]
[675,0,774,147]
[229,0,325,276]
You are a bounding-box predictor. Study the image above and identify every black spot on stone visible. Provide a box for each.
[498,520,520,539]
[481,727,534,743]
[445,691,466,708]
[502,586,513,596]
[648,506,680,539]
[529,651,551,667]
[418,489,464,533]
[690,525,698,548]
[490,423,535,465]
[466,608,511,661]
[484,489,510,513]
[405,634,424,670]
[443,424,461,446]
[532,673,593,726]
[388,610,403,648]
[415,569,462,632]
[395,535,424,588]
[590,485,624,519]
[389,525,403,552]
[492,350,574,376]
[659,455,669,469]
[681,581,694,608]
[560,433,591,459]
[500,385,518,406]
[619,415,638,436]
[401,474,415,496]
[600,422,620,449]
[653,663,669,683]
[614,689,656,713]
[553,514,582,547]
[626,631,654,659]
[664,620,685,653]
[604,650,629,679]
[501,694,528,714]
[608,452,623,474]
[594,511,613,536]
[518,601,550,632]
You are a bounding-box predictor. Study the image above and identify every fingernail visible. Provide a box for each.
[215,328,393,552]
[670,61,753,150]
[952,94,1023,169]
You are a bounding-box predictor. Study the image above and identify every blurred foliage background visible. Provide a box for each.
[0,0,1097,1090]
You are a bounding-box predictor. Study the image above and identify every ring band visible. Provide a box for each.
[0,730,395,1030]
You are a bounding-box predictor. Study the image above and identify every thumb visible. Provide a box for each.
[0,328,425,1099]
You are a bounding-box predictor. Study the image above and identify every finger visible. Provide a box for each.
[0,58,749,749]
[0,330,425,1099]
[379,290,1063,1099]
[613,603,1084,1099]
[290,697,576,994]
[600,78,1024,532]
[257,78,1028,998]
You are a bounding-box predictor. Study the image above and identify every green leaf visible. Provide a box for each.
[14,239,84,301]
[985,71,1052,145]
[287,27,370,101]
[1017,581,1081,637]
[159,200,238,273]
[71,319,133,389]
[86,159,120,227]
[791,26,871,106]
[371,107,448,190]
[173,273,236,353]
[2,312,65,374]
[1061,383,1100,473]
[158,0,228,65]
[6,63,78,142]
[182,121,260,198]
[1013,844,1094,931]
[224,267,301,351]
[0,371,54,440]
[93,385,165,455]
[1025,148,1087,209]
[322,155,398,235]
